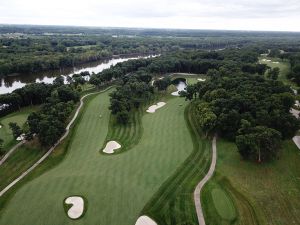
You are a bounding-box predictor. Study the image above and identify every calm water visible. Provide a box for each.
[0,55,156,94]
[171,81,187,96]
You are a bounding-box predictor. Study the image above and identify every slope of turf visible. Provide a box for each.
[141,103,211,225]
[202,139,300,225]
[0,90,194,225]
[101,107,143,154]
[0,106,38,153]
[259,56,293,87]
[211,188,236,220]
[0,141,44,191]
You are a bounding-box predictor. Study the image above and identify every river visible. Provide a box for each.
[0,55,156,94]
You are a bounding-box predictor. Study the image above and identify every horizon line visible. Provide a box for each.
[1,23,300,34]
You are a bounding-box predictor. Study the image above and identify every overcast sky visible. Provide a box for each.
[1,0,300,31]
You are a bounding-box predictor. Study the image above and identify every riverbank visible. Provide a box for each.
[0,53,157,94]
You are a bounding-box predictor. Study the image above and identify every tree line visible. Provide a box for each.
[181,49,299,162]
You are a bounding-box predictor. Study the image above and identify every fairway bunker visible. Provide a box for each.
[146,102,166,113]
[64,196,84,219]
[197,78,206,82]
[293,136,300,150]
[135,216,157,225]
[102,141,121,154]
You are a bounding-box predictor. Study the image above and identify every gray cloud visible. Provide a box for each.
[0,0,300,31]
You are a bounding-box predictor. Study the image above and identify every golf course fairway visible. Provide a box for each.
[0,89,197,225]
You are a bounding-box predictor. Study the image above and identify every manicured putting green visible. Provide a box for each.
[0,106,37,150]
[211,188,236,220]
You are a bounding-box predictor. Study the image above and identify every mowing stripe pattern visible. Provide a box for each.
[141,103,212,225]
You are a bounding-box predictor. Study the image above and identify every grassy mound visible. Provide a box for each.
[0,106,38,153]
[211,188,236,221]
[0,141,44,191]
[141,103,211,225]
[101,107,143,154]
[202,138,300,225]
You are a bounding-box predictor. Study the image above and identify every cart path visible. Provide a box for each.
[0,141,25,166]
[194,135,217,225]
[0,87,112,197]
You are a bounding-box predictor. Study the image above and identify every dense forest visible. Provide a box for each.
[1,26,300,162]
[1,25,300,76]
[88,47,300,162]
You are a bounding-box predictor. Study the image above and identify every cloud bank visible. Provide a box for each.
[0,0,300,31]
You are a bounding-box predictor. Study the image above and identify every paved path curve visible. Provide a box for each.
[194,135,217,225]
[0,141,26,166]
[0,87,112,197]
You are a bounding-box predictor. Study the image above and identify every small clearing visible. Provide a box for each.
[65,196,84,219]
[102,141,121,154]
[135,216,157,225]
[146,102,166,113]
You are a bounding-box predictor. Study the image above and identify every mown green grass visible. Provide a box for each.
[0,141,44,191]
[141,103,211,225]
[101,106,143,154]
[0,90,195,225]
[0,106,38,153]
[102,91,174,154]
[259,56,294,88]
[211,188,236,221]
[202,139,300,225]
[171,73,208,85]
[0,88,109,214]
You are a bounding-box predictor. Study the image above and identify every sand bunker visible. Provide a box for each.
[197,78,206,82]
[16,134,25,141]
[102,141,121,154]
[272,62,280,64]
[293,136,300,150]
[135,216,157,225]
[290,108,300,118]
[146,102,166,113]
[65,196,84,219]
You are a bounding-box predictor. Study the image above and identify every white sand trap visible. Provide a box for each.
[290,108,300,118]
[272,62,280,64]
[65,196,84,219]
[146,102,166,113]
[102,141,121,154]
[135,216,157,225]
[293,136,300,150]
[16,134,25,141]
[266,59,272,62]
[0,125,2,128]
[197,78,206,82]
